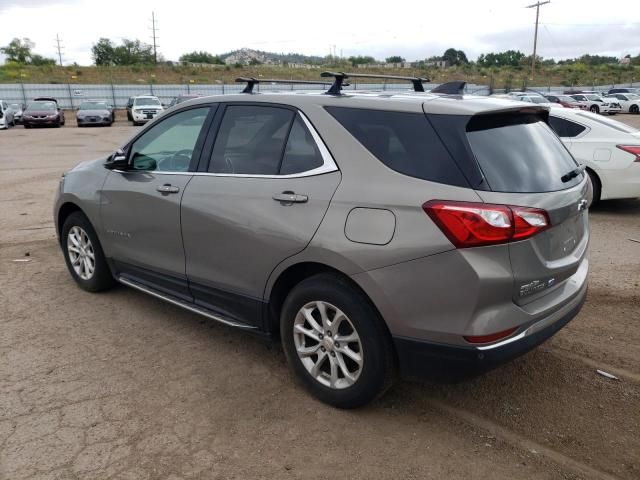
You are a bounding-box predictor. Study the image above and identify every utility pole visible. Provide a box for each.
[526,0,550,77]
[54,34,64,66]
[150,11,159,64]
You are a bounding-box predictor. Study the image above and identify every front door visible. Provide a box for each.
[181,104,341,326]
[100,106,212,299]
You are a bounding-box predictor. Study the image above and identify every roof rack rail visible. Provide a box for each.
[235,77,332,94]
[430,81,467,95]
[320,71,430,94]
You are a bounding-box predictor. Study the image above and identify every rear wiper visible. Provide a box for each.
[561,165,586,183]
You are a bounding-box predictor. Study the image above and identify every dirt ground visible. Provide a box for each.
[0,113,639,480]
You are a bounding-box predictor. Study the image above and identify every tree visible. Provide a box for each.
[477,50,525,67]
[179,51,224,64]
[1,38,34,63]
[442,48,468,66]
[30,54,56,66]
[348,55,376,67]
[90,38,154,65]
[92,38,116,66]
[385,56,405,63]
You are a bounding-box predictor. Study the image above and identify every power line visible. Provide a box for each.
[54,33,64,66]
[526,0,550,77]
[150,11,159,64]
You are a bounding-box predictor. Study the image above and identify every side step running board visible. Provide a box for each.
[118,276,257,330]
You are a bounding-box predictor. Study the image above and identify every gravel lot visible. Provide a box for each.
[1,114,639,480]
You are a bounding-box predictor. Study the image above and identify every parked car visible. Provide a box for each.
[54,87,589,408]
[0,100,16,129]
[86,98,115,122]
[569,94,620,115]
[544,94,584,109]
[126,95,163,125]
[512,95,556,107]
[607,88,639,95]
[22,100,65,128]
[604,93,640,114]
[7,103,25,124]
[548,107,640,204]
[168,93,205,108]
[76,101,113,127]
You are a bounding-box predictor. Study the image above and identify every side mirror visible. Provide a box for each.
[104,149,129,170]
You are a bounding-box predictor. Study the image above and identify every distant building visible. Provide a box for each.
[620,56,631,65]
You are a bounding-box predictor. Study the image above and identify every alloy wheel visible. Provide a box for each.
[293,301,363,389]
[67,226,96,280]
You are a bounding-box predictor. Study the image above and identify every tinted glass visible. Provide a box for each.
[280,116,324,174]
[209,105,294,174]
[548,116,587,138]
[326,107,468,187]
[129,107,208,172]
[466,114,581,193]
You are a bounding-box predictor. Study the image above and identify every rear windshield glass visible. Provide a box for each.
[466,113,581,193]
[325,107,468,187]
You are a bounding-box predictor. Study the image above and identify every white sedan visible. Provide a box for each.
[548,107,640,204]
[605,93,640,114]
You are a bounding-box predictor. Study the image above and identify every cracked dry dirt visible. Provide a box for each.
[1,115,639,479]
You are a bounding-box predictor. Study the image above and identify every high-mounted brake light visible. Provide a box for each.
[616,145,640,162]
[422,200,550,248]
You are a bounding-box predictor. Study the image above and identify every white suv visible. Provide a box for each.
[570,94,620,115]
[130,95,164,126]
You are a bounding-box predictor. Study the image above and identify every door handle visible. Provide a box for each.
[272,191,308,204]
[156,184,180,194]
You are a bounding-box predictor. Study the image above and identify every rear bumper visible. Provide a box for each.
[394,282,587,382]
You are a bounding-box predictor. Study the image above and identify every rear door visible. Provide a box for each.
[464,112,590,305]
[181,103,340,326]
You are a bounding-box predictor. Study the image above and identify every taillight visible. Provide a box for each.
[616,145,640,162]
[422,200,550,248]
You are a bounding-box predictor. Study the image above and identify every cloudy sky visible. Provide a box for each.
[1,0,638,65]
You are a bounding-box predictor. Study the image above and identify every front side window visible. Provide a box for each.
[548,116,587,138]
[129,107,209,172]
[209,105,294,174]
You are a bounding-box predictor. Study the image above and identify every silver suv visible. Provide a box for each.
[55,74,589,408]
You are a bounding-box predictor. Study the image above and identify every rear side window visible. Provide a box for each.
[280,116,324,175]
[548,116,587,138]
[210,105,294,175]
[325,107,468,187]
[466,113,581,193]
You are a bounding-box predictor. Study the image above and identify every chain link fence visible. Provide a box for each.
[0,81,636,109]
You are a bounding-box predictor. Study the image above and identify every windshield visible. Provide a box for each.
[79,102,108,110]
[585,95,601,101]
[26,101,57,112]
[466,113,581,193]
[576,112,639,134]
[557,96,575,102]
[134,98,161,107]
[530,97,549,104]
[9,104,20,110]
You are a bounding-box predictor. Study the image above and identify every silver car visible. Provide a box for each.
[54,79,589,408]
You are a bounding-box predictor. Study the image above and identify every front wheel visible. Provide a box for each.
[61,211,116,292]
[630,105,639,114]
[590,105,600,114]
[280,274,395,408]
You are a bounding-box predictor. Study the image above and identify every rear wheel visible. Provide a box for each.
[630,105,639,114]
[280,273,395,408]
[590,105,600,114]
[587,169,601,207]
[61,212,115,292]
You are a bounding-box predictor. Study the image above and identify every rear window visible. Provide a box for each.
[548,116,587,138]
[325,107,468,187]
[466,113,581,193]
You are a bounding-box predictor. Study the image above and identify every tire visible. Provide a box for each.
[587,169,601,207]
[24,124,31,129]
[127,111,132,121]
[61,211,116,292]
[590,105,600,114]
[630,105,639,114]
[280,273,395,408]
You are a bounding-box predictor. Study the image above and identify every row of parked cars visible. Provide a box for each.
[0,93,206,130]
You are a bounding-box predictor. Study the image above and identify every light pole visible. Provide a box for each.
[526,1,550,78]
